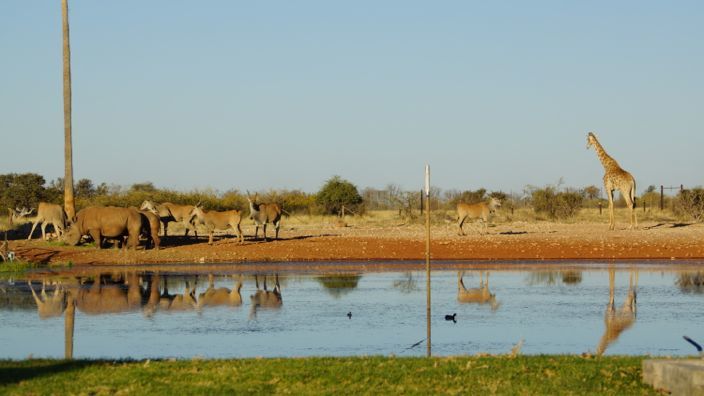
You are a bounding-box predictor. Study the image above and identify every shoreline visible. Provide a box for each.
[5,220,703,269]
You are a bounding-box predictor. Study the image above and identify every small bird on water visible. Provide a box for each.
[347,311,352,319]
[445,313,457,323]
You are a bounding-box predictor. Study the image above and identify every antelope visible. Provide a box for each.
[7,207,33,226]
[139,200,199,238]
[457,197,501,235]
[596,268,638,355]
[189,205,243,245]
[457,271,500,310]
[13,203,67,240]
[247,193,282,241]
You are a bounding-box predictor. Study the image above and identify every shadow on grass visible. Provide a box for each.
[0,360,95,386]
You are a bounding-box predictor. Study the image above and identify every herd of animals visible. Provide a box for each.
[7,194,283,250]
[6,132,639,249]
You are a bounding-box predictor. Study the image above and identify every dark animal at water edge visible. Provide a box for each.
[63,206,144,250]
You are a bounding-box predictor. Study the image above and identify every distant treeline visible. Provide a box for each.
[1,173,702,221]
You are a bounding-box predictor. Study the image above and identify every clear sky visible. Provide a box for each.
[1,1,702,195]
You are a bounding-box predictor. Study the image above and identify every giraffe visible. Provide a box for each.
[586,132,637,230]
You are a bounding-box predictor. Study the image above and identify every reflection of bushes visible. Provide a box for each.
[317,274,361,298]
[561,271,582,285]
[676,272,704,294]
[526,271,582,286]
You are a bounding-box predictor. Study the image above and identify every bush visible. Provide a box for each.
[529,186,584,219]
[315,176,363,216]
[676,188,704,222]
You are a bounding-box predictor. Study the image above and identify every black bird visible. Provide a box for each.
[445,313,457,323]
[347,311,352,319]
[683,336,703,355]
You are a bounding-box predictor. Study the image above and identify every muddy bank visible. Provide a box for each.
[6,221,704,267]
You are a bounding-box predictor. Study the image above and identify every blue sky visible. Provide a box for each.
[1,1,702,195]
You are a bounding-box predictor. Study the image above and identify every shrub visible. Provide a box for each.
[529,186,583,219]
[676,188,704,222]
[315,176,363,216]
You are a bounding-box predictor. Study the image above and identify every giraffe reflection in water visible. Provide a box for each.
[457,271,500,311]
[596,268,638,355]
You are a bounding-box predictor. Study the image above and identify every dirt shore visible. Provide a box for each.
[7,220,704,267]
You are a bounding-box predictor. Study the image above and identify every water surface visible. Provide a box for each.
[0,263,702,359]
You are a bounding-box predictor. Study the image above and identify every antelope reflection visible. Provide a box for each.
[198,274,243,309]
[457,271,500,311]
[250,274,282,318]
[28,280,67,319]
[158,277,197,312]
[596,268,638,355]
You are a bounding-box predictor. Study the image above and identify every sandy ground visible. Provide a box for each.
[6,219,704,267]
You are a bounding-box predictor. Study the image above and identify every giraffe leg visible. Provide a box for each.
[606,189,615,230]
[621,187,637,230]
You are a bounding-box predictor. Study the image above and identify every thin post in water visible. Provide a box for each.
[424,164,431,357]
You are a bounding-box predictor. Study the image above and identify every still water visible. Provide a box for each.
[0,263,702,359]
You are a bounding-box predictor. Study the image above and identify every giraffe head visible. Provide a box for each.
[586,132,598,150]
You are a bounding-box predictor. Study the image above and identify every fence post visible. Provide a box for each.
[420,189,424,215]
[660,185,664,211]
[599,201,602,215]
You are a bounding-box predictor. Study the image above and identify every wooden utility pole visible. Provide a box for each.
[64,292,75,359]
[62,0,76,220]
[424,164,431,357]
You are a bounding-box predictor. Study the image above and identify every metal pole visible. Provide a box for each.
[424,164,431,357]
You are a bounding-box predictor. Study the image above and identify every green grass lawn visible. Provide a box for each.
[0,356,658,395]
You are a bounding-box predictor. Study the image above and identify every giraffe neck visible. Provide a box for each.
[592,138,619,171]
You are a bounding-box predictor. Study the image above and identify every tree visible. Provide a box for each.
[75,178,96,198]
[62,0,76,220]
[583,185,601,200]
[315,176,363,216]
[130,182,157,193]
[0,173,47,209]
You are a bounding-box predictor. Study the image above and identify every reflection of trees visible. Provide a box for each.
[561,271,582,285]
[392,272,418,294]
[676,272,704,294]
[526,271,582,286]
[317,274,361,298]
